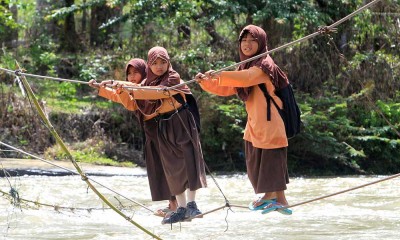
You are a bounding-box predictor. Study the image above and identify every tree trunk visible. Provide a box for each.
[81,0,87,39]
[59,0,81,52]
[90,3,122,48]
[33,0,61,41]
[177,24,191,44]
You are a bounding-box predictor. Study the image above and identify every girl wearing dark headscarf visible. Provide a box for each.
[117,47,207,224]
[196,25,292,215]
[88,58,179,217]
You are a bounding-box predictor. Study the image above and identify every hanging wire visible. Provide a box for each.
[10,62,162,239]
[0,141,154,213]
[0,188,112,212]
[284,173,400,210]
[0,0,384,93]
[0,0,389,223]
[229,172,400,211]
[160,91,232,206]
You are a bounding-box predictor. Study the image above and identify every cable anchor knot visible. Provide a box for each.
[81,174,89,181]
[317,26,337,35]
[14,69,22,76]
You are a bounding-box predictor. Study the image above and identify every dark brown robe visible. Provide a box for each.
[142,46,207,195]
[245,141,289,193]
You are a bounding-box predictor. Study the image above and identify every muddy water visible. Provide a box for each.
[1,174,399,240]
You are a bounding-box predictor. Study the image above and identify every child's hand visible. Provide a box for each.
[205,70,220,79]
[99,80,115,88]
[195,73,206,82]
[88,79,100,89]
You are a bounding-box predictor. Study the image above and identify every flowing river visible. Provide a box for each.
[1,168,399,240]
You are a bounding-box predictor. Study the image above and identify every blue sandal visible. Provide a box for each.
[249,198,276,211]
[277,206,293,215]
[261,202,281,214]
[261,203,293,215]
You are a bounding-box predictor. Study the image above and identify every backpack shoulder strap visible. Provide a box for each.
[173,93,201,133]
[258,83,280,121]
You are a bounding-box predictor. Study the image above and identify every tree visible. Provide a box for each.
[0,0,18,48]
[90,1,122,48]
[59,0,82,52]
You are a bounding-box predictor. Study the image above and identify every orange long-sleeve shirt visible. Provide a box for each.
[98,87,183,120]
[200,66,288,149]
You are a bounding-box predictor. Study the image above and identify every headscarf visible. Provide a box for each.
[125,58,147,82]
[236,25,289,101]
[139,46,191,115]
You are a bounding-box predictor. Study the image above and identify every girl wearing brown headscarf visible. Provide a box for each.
[88,58,179,217]
[196,25,292,215]
[118,47,207,224]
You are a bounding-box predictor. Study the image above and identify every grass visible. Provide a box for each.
[44,138,136,168]
[43,95,113,114]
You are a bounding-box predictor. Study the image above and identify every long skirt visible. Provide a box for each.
[245,141,289,193]
[143,119,173,201]
[155,107,207,195]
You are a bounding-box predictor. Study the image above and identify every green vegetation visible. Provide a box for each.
[44,138,136,167]
[1,0,399,175]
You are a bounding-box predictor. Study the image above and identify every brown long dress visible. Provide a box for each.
[136,46,207,196]
[149,107,207,195]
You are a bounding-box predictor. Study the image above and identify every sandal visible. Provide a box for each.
[261,202,292,215]
[249,198,277,211]
[261,202,282,214]
[277,206,292,215]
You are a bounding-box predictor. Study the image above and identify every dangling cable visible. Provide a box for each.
[162,90,232,211]
[0,141,155,213]
[13,61,162,240]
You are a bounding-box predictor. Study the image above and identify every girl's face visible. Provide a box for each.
[150,57,169,76]
[240,33,259,57]
[127,66,143,83]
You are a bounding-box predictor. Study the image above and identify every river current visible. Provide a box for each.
[1,172,399,240]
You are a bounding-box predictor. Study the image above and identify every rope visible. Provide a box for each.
[156,91,232,208]
[186,205,227,220]
[0,188,114,212]
[229,173,400,210]
[165,0,383,91]
[0,141,155,213]
[0,0,383,94]
[284,173,400,209]
[0,66,88,84]
[0,141,232,221]
[0,0,389,223]
[0,66,15,75]
[13,61,162,240]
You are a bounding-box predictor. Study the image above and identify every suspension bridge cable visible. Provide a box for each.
[0,0,383,93]
[13,61,162,240]
[0,188,112,211]
[229,172,400,210]
[0,141,155,213]
[285,173,400,210]
[166,0,383,91]
[0,0,389,222]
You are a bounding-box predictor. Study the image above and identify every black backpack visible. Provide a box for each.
[173,93,201,133]
[258,83,301,139]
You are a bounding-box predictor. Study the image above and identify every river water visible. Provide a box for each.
[1,172,399,240]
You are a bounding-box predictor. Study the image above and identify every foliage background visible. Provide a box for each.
[0,0,399,175]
